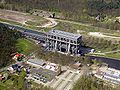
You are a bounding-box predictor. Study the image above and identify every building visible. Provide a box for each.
[42,62,61,75]
[27,58,61,75]
[46,30,82,55]
[27,58,45,67]
[12,53,24,61]
[95,67,120,84]
[0,74,4,81]
[71,61,82,69]
[27,58,61,83]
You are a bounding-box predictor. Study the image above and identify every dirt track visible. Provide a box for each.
[40,18,58,28]
[0,9,58,28]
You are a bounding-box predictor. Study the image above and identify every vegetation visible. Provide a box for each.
[54,20,120,37]
[103,52,120,59]
[30,82,53,90]
[72,76,120,90]
[82,36,120,52]
[16,38,37,55]
[0,23,21,67]
[0,70,26,90]
[0,18,22,26]
[25,16,48,27]
[0,0,120,31]
[36,45,92,66]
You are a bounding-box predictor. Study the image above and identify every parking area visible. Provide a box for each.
[47,70,81,90]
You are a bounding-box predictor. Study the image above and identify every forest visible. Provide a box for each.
[0,23,21,67]
[72,76,120,90]
[0,0,119,30]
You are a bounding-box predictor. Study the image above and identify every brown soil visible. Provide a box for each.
[0,9,32,24]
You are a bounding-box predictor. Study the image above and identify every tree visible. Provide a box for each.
[72,76,115,90]
[0,23,21,67]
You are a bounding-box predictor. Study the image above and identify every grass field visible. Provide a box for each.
[106,53,120,59]
[0,9,49,31]
[25,16,48,26]
[16,38,37,55]
[0,18,22,26]
[55,20,120,35]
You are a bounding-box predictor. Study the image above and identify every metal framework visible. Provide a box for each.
[46,30,82,55]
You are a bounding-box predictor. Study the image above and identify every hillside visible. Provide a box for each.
[0,23,21,67]
[0,0,120,30]
[1,0,120,18]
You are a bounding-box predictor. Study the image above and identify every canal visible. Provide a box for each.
[89,56,120,70]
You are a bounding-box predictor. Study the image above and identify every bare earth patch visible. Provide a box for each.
[0,9,31,24]
[0,9,58,28]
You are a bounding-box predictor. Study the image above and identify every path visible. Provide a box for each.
[40,17,58,28]
[92,50,120,55]
[89,32,120,39]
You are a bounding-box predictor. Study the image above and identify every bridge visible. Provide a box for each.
[1,22,82,55]
[1,22,47,42]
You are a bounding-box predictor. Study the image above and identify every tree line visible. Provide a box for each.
[0,23,21,67]
[0,0,120,18]
[82,36,120,52]
[72,75,120,90]
[0,0,119,31]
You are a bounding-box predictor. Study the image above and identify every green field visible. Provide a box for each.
[55,19,120,35]
[106,53,120,59]
[16,38,37,55]
[0,70,26,90]
[25,16,48,26]
[0,18,22,26]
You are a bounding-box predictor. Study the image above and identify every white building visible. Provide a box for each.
[27,58,61,75]
[95,67,120,84]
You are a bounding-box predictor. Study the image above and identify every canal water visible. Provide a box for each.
[89,56,120,70]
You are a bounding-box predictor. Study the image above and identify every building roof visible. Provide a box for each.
[27,58,45,66]
[48,30,81,40]
[15,53,23,57]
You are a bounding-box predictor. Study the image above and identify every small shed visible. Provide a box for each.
[72,61,82,69]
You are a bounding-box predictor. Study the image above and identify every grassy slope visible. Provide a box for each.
[106,53,120,59]
[0,18,22,26]
[16,38,37,55]
[0,12,49,31]
[55,19,120,36]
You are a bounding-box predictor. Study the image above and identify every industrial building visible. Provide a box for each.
[27,58,45,67]
[27,58,61,76]
[95,67,120,84]
[46,30,82,55]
